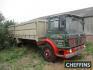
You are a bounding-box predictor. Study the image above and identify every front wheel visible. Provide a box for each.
[41,44,56,62]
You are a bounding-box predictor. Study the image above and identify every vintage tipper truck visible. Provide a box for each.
[8,14,86,62]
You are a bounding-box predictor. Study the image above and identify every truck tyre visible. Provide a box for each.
[17,43,23,47]
[41,44,56,62]
[15,38,23,47]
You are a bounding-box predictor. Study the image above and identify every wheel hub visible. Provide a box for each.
[44,48,50,58]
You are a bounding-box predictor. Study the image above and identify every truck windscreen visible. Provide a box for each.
[49,17,59,31]
[48,17,65,33]
[66,16,84,34]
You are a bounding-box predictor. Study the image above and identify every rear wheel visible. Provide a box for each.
[41,44,56,62]
[15,38,23,47]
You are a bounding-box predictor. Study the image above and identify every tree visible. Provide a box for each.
[0,13,5,22]
[0,13,16,50]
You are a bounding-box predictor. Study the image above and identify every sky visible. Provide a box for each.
[0,0,93,23]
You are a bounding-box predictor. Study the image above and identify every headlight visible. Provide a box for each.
[84,45,86,48]
[69,49,72,53]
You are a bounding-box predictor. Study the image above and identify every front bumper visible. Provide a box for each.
[64,48,84,58]
[56,45,85,58]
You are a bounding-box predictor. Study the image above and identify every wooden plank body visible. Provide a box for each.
[8,19,48,41]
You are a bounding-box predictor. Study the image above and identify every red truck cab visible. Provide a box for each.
[38,14,86,62]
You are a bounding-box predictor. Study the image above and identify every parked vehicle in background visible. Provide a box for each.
[8,14,86,62]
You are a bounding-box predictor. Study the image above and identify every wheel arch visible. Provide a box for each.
[38,38,59,55]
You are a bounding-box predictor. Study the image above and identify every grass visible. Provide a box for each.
[0,47,27,63]
[0,45,47,70]
[23,46,47,70]
[85,41,93,54]
[0,41,92,70]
